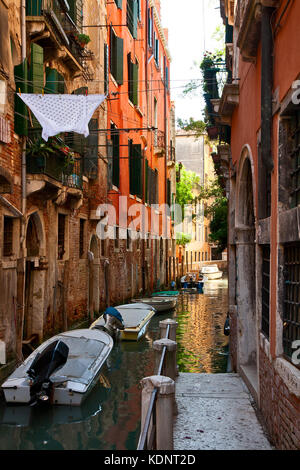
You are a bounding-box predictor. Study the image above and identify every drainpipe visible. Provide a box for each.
[261,5,274,173]
[16,0,27,359]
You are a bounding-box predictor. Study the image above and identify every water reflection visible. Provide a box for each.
[0,278,228,450]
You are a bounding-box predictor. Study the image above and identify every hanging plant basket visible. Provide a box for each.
[207,126,220,140]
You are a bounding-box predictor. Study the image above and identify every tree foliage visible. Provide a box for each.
[175,164,200,212]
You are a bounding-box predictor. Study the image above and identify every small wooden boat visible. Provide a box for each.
[201,264,223,280]
[90,304,156,341]
[131,296,177,312]
[1,329,113,406]
[151,291,179,297]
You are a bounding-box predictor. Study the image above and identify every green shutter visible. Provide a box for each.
[84,118,98,179]
[14,60,28,136]
[115,0,122,8]
[45,68,65,94]
[112,130,120,187]
[145,159,149,204]
[107,138,113,189]
[131,143,142,197]
[114,36,124,85]
[132,0,138,38]
[68,0,77,22]
[26,0,42,15]
[111,28,124,85]
[29,43,44,94]
[104,43,109,94]
[132,62,138,106]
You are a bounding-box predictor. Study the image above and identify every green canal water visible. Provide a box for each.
[0,279,228,450]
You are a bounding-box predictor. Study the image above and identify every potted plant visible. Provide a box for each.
[26,136,56,168]
[75,33,91,48]
[206,125,220,140]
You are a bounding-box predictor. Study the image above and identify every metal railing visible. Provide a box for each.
[137,324,170,450]
[27,153,83,189]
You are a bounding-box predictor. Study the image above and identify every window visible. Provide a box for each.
[3,216,13,257]
[111,123,120,188]
[126,229,132,251]
[104,43,109,95]
[127,53,139,106]
[79,219,85,258]
[261,245,270,338]
[290,110,300,208]
[58,214,66,260]
[205,226,208,242]
[114,226,119,249]
[110,28,124,85]
[129,139,142,197]
[283,243,300,366]
[127,0,138,38]
[114,0,122,8]
[147,8,153,48]
[154,32,159,66]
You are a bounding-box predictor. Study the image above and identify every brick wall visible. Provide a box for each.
[259,347,300,449]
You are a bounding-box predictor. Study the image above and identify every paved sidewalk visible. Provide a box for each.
[174,373,273,450]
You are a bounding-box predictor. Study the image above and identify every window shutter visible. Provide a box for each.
[132,0,138,39]
[26,0,42,15]
[84,118,98,179]
[132,61,138,106]
[115,0,122,8]
[45,68,65,94]
[129,139,134,195]
[14,59,28,136]
[104,43,109,94]
[107,138,113,190]
[111,32,124,85]
[112,129,120,187]
[131,143,142,197]
[145,159,149,204]
[29,43,44,94]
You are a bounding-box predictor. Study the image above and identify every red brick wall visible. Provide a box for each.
[259,347,300,450]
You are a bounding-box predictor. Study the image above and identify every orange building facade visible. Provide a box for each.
[104,0,175,299]
[214,0,300,449]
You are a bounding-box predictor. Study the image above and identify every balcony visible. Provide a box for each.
[237,0,280,62]
[25,0,93,74]
[211,81,239,126]
[167,144,176,167]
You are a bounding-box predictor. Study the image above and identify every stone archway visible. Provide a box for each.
[235,148,258,392]
[24,211,46,343]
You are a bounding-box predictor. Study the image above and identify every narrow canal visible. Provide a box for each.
[0,279,228,450]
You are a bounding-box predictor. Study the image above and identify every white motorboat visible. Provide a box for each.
[201,264,223,280]
[131,296,177,312]
[1,329,113,406]
[90,304,156,341]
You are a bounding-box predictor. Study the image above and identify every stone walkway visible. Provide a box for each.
[173,372,273,450]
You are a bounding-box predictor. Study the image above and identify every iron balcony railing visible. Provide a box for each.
[154,130,166,149]
[27,153,83,190]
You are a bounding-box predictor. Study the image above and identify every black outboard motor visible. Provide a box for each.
[27,340,69,404]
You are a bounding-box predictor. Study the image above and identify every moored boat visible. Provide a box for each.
[131,296,177,312]
[201,264,223,280]
[1,329,113,406]
[151,290,179,297]
[90,304,156,341]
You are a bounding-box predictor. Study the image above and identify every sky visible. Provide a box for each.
[160,0,224,125]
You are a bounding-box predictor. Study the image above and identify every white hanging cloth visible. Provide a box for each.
[18,93,106,141]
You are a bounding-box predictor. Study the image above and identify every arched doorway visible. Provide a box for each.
[235,150,258,389]
[23,212,46,347]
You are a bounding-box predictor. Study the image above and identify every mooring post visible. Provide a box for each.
[140,375,175,450]
[159,318,178,341]
[153,338,177,380]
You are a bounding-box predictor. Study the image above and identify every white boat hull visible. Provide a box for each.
[203,272,223,280]
[2,329,113,406]
[131,297,177,312]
